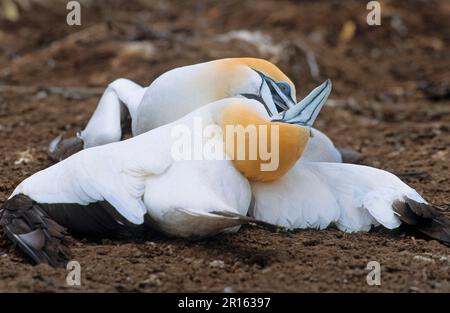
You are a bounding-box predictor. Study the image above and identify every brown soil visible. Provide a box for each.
[0,0,449,292]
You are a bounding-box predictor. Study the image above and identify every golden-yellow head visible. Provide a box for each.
[221,103,308,182]
[223,58,295,95]
[220,79,332,182]
[205,58,297,116]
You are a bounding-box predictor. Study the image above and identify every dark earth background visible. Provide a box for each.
[0,0,449,292]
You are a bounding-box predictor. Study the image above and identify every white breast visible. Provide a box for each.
[143,158,252,238]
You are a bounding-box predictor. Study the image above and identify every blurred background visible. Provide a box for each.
[0,0,448,96]
[1,0,448,192]
[0,0,449,292]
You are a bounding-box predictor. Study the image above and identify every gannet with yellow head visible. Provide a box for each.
[1,80,449,267]
[49,58,343,164]
[1,79,331,266]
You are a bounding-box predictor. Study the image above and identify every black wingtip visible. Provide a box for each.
[393,197,450,245]
[0,194,71,267]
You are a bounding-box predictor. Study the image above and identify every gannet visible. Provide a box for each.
[1,80,448,268]
[0,80,331,266]
[49,58,346,163]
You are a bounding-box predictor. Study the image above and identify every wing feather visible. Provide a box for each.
[251,161,427,233]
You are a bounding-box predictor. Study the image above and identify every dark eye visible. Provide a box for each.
[277,82,291,96]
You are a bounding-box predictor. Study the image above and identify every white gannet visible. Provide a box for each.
[49,58,346,163]
[1,80,448,268]
[0,80,331,267]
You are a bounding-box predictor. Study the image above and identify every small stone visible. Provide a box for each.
[140,274,162,287]
[209,260,225,268]
[35,90,48,99]
[413,255,434,263]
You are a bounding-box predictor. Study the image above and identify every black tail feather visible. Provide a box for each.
[0,194,71,267]
[393,197,450,245]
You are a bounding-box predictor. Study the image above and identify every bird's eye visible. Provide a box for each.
[277,82,291,96]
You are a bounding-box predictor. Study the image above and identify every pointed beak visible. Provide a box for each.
[271,79,332,127]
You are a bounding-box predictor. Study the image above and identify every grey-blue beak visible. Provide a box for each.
[271,79,332,127]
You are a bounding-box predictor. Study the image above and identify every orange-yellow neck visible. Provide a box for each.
[234,58,295,88]
[214,58,296,96]
[221,103,308,182]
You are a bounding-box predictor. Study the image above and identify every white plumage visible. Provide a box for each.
[57,58,341,165]
[12,96,431,237]
[252,161,426,232]
[3,59,448,268]
[300,129,342,163]
[13,98,264,234]
[144,159,252,237]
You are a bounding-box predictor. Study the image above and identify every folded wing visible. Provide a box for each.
[251,161,450,243]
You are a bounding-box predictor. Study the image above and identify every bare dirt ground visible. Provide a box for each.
[0,0,449,292]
